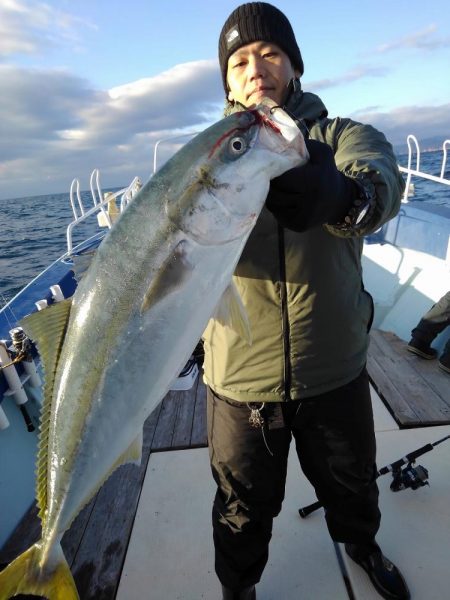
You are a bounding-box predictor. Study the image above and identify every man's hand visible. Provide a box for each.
[266,139,359,232]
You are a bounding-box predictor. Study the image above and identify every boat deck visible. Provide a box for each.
[1,329,449,599]
[367,329,450,427]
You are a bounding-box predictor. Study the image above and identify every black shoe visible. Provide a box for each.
[438,353,450,374]
[221,584,256,600]
[407,338,437,360]
[345,544,410,599]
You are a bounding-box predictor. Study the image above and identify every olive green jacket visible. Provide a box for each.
[202,89,405,401]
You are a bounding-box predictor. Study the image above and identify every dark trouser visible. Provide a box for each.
[207,369,381,590]
[411,291,450,356]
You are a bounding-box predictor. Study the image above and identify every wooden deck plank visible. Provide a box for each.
[62,498,97,565]
[150,393,182,451]
[171,384,198,449]
[394,337,450,402]
[368,333,441,422]
[367,330,450,428]
[68,400,164,600]
[70,466,139,600]
[370,331,450,418]
[191,380,207,447]
[0,502,40,568]
[366,353,420,425]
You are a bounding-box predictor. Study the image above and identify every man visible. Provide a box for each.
[407,291,450,373]
[202,3,410,599]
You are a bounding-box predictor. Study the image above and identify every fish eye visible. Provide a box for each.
[229,136,247,155]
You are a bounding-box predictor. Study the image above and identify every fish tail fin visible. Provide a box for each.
[0,542,79,600]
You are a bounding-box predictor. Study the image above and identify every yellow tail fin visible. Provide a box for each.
[0,542,79,600]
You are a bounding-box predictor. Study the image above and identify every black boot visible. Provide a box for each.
[221,584,256,600]
[407,337,437,359]
[345,543,410,599]
[438,352,450,373]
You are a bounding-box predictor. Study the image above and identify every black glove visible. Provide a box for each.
[266,139,359,232]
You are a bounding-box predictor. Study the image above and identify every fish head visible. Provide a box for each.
[166,100,308,245]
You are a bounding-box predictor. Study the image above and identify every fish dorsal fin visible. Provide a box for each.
[19,298,72,522]
[213,282,252,345]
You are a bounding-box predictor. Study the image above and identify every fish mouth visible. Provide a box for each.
[253,102,307,158]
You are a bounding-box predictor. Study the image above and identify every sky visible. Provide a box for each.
[1,0,450,200]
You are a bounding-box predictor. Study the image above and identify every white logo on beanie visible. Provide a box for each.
[225,26,240,49]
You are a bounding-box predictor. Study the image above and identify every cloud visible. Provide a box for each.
[376,24,450,53]
[305,65,389,91]
[0,65,98,154]
[0,60,224,199]
[303,63,450,148]
[0,0,96,58]
[81,60,223,146]
[349,103,450,146]
[1,53,448,201]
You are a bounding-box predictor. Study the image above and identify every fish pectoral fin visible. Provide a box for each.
[115,430,143,468]
[0,541,79,600]
[141,240,193,314]
[213,282,252,345]
[19,298,72,520]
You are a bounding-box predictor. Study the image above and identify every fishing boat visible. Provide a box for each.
[0,134,449,599]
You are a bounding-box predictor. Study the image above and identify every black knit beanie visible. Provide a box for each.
[218,2,304,93]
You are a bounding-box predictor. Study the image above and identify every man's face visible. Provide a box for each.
[226,41,298,108]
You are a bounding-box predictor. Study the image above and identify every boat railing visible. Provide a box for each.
[66,133,199,256]
[66,170,142,255]
[66,134,449,257]
[152,131,199,174]
[398,134,450,202]
[365,135,450,259]
[153,131,450,199]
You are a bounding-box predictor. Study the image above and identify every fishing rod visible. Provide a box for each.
[298,434,450,518]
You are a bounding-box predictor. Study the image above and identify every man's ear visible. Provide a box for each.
[227,89,235,102]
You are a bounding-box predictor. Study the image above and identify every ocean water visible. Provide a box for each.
[0,188,120,303]
[1,150,449,304]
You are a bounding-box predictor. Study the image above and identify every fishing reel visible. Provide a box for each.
[9,327,33,363]
[0,328,37,433]
[0,328,33,369]
[390,463,429,492]
[299,435,449,518]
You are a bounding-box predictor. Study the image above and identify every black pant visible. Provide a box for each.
[411,291,450,357]
[207,369,380,590]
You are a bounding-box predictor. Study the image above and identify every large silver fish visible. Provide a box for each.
[0,102,307,599]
